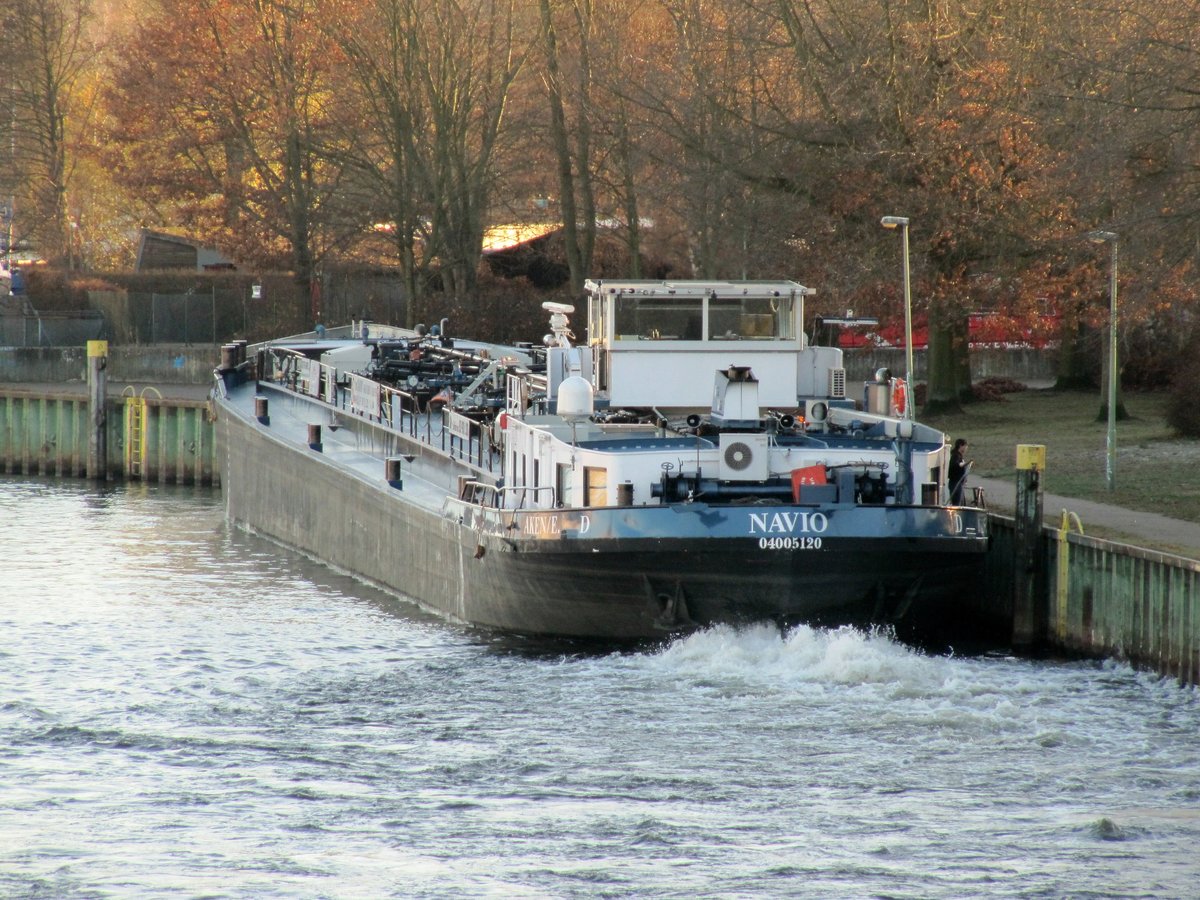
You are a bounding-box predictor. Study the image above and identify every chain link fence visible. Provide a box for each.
[7,271,411,347]
[149,291,217,343]
[0,312,107,347]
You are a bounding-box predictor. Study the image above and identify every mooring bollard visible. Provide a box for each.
[1012,443,1046,648]
[87,340,108,481]
[385,457,403,489]
[255,396,270,425]
[308,424,322,451]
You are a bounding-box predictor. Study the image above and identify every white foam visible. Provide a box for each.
[649,622,954,690]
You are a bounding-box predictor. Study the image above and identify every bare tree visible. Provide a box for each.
[106,0,349,306]
[537,0,596,295]
[6,0,97,269]
[608,0,798,278]
[330,0,531,302]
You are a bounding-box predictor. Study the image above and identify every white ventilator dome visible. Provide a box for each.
[557,375,594,420]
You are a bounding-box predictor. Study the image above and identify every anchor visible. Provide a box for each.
[643,575,696,630]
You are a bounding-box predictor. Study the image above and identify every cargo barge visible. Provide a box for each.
[214,279,995,644]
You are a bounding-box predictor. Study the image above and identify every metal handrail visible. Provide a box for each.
[263,345,499,475]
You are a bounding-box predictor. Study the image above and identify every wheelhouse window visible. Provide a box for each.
[614,295,703,341]
[611,292,796,342]
[707,295,794,340]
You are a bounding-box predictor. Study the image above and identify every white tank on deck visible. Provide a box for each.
[557,375,594,421]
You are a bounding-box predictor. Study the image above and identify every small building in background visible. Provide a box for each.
[481,223,567,287]
[135,229,236,272]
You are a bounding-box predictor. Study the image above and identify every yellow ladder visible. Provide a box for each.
[125,397,146,478]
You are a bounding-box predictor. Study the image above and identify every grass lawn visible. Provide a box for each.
[921,388,1200,524]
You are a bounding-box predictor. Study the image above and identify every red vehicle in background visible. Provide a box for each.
[965,311,1060,349]
[818,311,1059,350]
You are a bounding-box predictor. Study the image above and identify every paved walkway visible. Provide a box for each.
[973,474,1200,561]
[0,381,212,401]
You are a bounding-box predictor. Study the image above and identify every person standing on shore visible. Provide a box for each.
[949,438,971,505]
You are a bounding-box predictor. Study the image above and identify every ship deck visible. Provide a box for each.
[220,376,482,520]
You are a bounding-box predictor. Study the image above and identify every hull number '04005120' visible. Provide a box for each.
[758,536,823,551]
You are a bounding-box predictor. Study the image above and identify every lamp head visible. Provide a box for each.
[881,215,910,229]
[1088,230,1118,244]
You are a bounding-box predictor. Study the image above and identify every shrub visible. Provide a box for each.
[971,376,1029,402]
[411,270,574,345]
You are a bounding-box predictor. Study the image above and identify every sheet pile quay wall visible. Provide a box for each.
[0,388,217,485]
[988,518,1200,685]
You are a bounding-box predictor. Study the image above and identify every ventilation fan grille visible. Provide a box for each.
[718,433,770,481]
[828,368,846,398]
[724,441,754,471]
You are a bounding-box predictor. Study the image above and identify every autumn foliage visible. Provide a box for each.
[2,0,1199,391]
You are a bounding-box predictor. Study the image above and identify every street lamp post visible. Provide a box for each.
[880,216,914,418]
[1089,230,1118,492]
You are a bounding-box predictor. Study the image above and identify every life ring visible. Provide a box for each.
[892,378,906,416]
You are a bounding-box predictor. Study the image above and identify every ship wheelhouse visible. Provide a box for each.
[499,280,954,515]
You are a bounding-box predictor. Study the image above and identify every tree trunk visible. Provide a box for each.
[539,0,584,294]
[1054,316,1093,389]
[615,109,642,277]
[569,0,596,284]
[953,313,972,402]
[924,302,965,415]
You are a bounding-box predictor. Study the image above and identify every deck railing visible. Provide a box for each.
[260,346,500,475]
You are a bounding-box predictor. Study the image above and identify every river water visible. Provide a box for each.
[2,478,1198,899]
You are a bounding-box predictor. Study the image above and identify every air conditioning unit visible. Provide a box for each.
[828,367,847,398]
[718,433,771,482]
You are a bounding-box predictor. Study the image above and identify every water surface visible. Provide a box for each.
[2,478,1197,898]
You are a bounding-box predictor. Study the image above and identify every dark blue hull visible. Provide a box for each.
[457,505,993,644]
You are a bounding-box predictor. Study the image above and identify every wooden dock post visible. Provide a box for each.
[1012,444,1046,648]
[86,341,108,480]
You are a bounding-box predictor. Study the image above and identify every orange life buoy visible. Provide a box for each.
[892,378,906,416]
